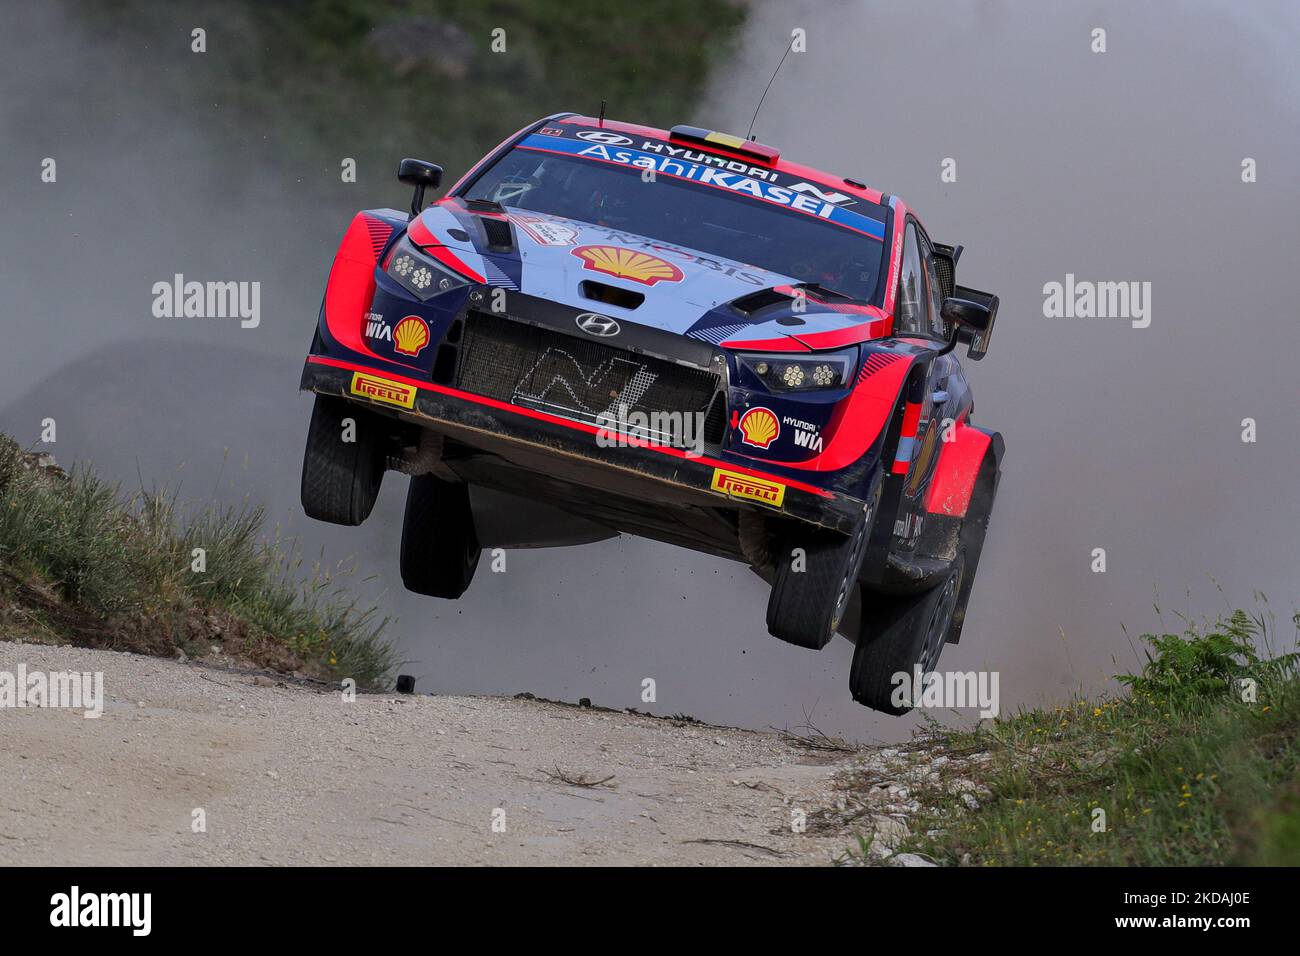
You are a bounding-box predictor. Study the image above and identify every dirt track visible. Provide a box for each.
[0,641,890,866]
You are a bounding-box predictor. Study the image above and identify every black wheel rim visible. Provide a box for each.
[918,569,961,673]
[830,497,874,631]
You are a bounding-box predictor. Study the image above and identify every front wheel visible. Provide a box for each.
[849,553,965,714]
[766,482,879,650]
[300,396,386,526]
[399,474,481,599]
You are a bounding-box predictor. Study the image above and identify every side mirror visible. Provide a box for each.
[398,158,444,220]
[941,292,998,361]
[941,297,992,333]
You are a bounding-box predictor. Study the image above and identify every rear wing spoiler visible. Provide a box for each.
[933,242,997,361]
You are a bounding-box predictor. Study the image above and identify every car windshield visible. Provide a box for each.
[463,148,888,302]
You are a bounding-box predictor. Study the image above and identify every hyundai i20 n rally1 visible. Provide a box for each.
[298,112,1003,714]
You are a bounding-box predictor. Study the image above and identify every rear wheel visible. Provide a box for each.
[766,483,879,650]
[400,474,481,599]
[849,553,965,714]
[300,396,386,526]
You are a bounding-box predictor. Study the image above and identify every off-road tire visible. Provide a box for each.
[767,484,879,650]
[849,553,966,714]
[400,474,481,599]
[300,396,386,526]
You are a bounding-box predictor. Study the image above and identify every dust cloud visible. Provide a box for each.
[701,0,1300,718]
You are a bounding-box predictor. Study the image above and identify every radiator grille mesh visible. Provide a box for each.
[456,310,725,448]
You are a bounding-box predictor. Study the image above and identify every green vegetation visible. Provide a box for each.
[92,0,748,188]
[894,609,1300,865]
[0,436,398,689]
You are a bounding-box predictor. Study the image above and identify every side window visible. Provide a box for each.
[895,222,926,334]
[918,234,947,338]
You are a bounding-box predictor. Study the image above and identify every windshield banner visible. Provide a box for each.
[516,132,886,241]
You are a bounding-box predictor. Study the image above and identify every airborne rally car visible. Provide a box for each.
[298,113,1003,714]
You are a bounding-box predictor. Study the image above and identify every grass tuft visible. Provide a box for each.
[0,435,398,689]
[891,608,1300,866]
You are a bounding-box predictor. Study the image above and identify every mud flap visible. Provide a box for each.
[947,436,1002,644]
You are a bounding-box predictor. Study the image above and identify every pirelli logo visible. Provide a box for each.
[709,468,786,508]
[349,371,416,409]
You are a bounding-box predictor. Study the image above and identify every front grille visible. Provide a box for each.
[457,310,724,449]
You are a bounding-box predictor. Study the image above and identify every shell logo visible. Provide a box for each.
[571,245,684,286]
[392,315,431,356]
[738,407,780,449]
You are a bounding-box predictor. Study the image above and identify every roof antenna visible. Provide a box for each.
[598,99,606,128]
[747,37,795,140]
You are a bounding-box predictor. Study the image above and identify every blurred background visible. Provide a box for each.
[2,0,1297,741]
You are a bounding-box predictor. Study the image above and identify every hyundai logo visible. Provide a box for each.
[576,130,633,146]
[575,312,620,337]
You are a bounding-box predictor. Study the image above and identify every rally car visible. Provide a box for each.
[298,112,1003,714]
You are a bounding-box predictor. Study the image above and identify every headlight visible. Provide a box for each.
[385,235,471,300]
[736,346,858,392]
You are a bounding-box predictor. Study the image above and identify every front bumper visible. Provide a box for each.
[300,354,868,535]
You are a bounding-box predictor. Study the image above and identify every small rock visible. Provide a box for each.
[961,792,981,811]
[266,770,280,780]
[871,815,910,849]
[1081,748,1117,770]
[890,853,937,867]
[713,738,727,747]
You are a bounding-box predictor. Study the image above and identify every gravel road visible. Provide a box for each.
[0,641,873,866]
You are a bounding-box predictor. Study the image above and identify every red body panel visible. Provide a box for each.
[323,213,384,357]
[780,352,911,473]
[924,419,993,517]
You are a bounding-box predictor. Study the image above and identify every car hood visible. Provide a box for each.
[411,200,887,349]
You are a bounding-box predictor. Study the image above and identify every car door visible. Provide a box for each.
[894,221,956,528]
[918,228,972,431]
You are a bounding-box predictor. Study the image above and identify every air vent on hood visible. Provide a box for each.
[580,280,644,310]
[481,217,514,251]
[730,287,794,315]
